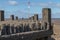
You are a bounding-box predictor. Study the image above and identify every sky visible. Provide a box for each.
[0,0,60,18]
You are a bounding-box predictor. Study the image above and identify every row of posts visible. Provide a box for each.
[1,22,42,35]
[29,14,38,21]
[10,15,18,20]
[1,24,30,35]
[10,14,38,21]
[0,10,39,21]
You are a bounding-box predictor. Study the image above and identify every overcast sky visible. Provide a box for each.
[0,0,60,18]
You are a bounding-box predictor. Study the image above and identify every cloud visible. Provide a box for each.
[31,2,50,7]
[7,1,60,8]
[56,3,60,7]
[39,3,48,7]
[31,2,60,8]
[8,0,18,6]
